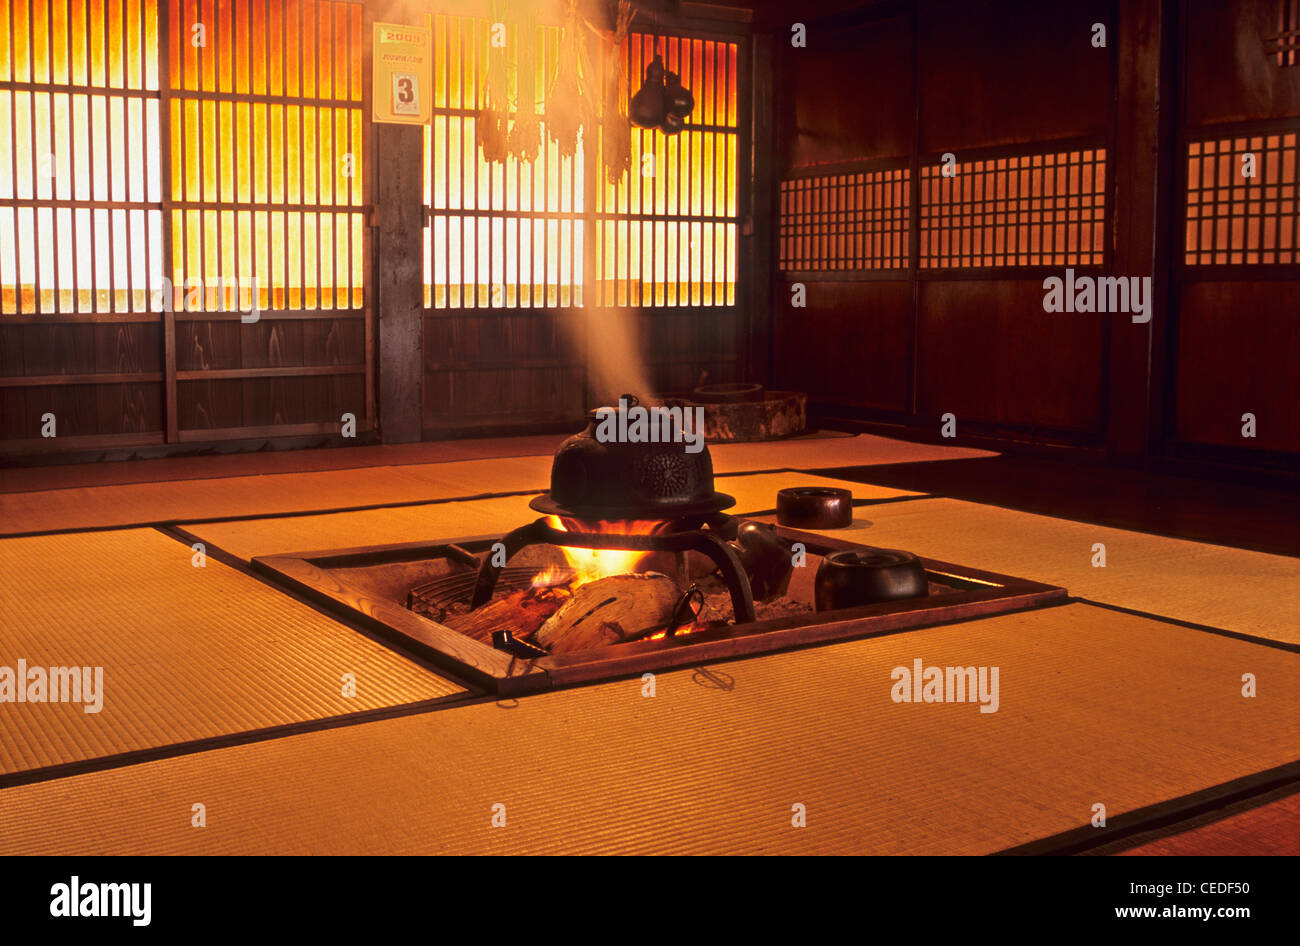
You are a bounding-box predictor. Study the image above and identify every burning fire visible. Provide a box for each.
[539,516,674,587]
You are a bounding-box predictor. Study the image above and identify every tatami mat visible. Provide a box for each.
[0,529,461,776]
[0,434,976,535]
[805,497,1300,643]
[1118,792,1300,856]
[0,455,554,536]
[710,433,995,473]
[1,604,1295,854]
[186,472,917,562]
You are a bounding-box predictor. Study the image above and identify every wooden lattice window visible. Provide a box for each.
[1,0,365,316]
[592,31,739,307]
[422,17,740,309]
[1185,133,1297,265]
[1,0,163,315]
[424,14,581,309]
[1,0,371,449]
[1268,0,1299,66]
[167,0,366,313]
[919,147,1106,269]
[778,166,910,272]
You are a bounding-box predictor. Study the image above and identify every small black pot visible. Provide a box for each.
[777,486,853,529]
[814,548,928,611]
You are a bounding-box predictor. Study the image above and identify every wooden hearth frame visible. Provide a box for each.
[253,524,1067,696]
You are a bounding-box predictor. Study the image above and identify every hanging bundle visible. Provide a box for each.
[601,0,635,184]
[509,10,541,163]
[477,0,510,164]
[545,0,591,159]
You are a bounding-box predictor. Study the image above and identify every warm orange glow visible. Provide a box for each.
[919,148,1106,268]
[1,0,162,314]
[0,0,365,315]
[1185,134,1297,265]
[546,514,672,587]
[780,168,911,271]
[422,16,738,309]
[166,0,365,311]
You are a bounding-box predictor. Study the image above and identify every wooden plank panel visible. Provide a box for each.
[773,279,911,412]
[94,382,163,435]
[175,320,241,371]
[1185,0,1300,126]
[0,326,26,376]
[917,0,1113,153]
[301,317,362,365]
[916,279,1106,432]
[422,366,583,426]
[1174,281,1300,454]
[93,323,163,375]
[19,324,96,376]
[0,389,35,439]
[177,378,244,431]
[0,380,163,440]
[241,318,303,369]
[782,13,914,168]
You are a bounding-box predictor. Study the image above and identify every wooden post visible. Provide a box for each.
[1108,0,1175,463]
[373,122,425,443]
[748,30,774,386]
[370,1,427,443]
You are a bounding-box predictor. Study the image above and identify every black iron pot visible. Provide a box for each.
[814,548,928,611]
[530,397,735,520]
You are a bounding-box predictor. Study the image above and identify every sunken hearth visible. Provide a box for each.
[253,399,1066,695]
[254,524,1065,695]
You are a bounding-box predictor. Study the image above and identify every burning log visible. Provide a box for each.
[535,573,679,654]
[443,585,570,644]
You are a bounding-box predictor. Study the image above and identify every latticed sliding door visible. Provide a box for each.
[0,0,373,454]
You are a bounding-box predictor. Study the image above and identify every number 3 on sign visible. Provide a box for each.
[392,72,420,116]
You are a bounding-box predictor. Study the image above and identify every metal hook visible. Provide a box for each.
[665,584,705,638]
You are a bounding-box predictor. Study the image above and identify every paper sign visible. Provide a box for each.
[373,23,431,124]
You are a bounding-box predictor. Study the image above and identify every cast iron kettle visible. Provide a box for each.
[530,395,735,520]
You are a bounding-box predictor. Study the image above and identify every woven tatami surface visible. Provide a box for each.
[0,433,975,535]
[186,472,914,562]
[806,497,1300,643]
[0,529,461,776]
[2,603,1294,854]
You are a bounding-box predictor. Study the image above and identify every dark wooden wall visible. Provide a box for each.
[420,305,745,437]
[770,0,1300,473]
[0,321,164,448]
[773,0,1117,445]
[1166,0,1300,465]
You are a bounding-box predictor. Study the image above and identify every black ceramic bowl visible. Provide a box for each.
[777,486,853,529]
[814,548,928,611]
